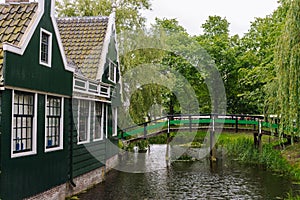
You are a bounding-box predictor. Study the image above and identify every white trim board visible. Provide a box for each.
[96,11,116,81]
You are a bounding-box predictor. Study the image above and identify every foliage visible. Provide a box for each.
[196,16,239,113]
[56,0,151,33]
[221,137,298,179]
[273,0,300,140]
[238,1,289,115]
[119,18,214,123]
[136,139,149,150]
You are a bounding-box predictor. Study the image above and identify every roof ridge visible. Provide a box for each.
[0,2,38,6]
[57,16,109,21]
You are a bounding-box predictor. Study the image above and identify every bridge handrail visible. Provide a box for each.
[119,114,276,139]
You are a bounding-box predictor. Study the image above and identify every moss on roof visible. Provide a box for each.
[0,2,38,85]
[57,16,109,80]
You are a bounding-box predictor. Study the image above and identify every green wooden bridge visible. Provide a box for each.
[118,114,279,144]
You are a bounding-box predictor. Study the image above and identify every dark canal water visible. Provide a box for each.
[78,145,300,200]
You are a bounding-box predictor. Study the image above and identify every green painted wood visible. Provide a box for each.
[121,118,280,138]
[0,1,75,198]
[238,120,258,125]
[71,104,114,178]
[4,0,73,96]
[262,122,278,129]
[1,90,70,200]
[73,162,104,178]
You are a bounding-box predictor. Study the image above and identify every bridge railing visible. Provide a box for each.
[118,114,279,140]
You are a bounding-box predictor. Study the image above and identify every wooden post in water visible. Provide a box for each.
[210,115,217,161]
[254,120,263,151]
[144,123,147,139]
[167,117,170,138]
[258,120,262,152]
[166,117,171,168]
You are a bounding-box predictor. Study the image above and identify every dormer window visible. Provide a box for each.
[40,28,52,67]
[108,59,117,83]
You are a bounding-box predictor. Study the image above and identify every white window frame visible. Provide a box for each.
[108,59,117,83]
[11,90,37,158]
[93,102,103,141]
[77,100,91,144]
[105,104,108,138]
[44,95,64,152]
[112,107,118,137]
[39,28,52,68]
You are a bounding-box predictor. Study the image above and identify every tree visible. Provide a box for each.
[196,16,239,113]
[56,0,151,32]
[274,0,300,142]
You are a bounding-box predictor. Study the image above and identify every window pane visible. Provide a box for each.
[41,32,49,63]
[13,92,34,153]
[79,100,89,142]
[46,96,61,149]
[94,102,102,140]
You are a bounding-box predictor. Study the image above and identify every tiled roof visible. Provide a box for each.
[57,17,109,80]
[0,2,38,85]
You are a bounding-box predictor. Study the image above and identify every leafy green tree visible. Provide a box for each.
[274,0,300,142]
[196,16,239,113]
[56,0,151,32]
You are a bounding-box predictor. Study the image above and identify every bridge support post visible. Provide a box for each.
[167,117,170,138]
[254,120,263,151]
[275,118,278,135]
[144,123,147,139]
[210,130,216,161]
[258,120,262,152]
[210,115,216,161]
[235,116,238,133]
[189,115,192,132]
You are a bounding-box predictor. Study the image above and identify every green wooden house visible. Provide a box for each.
[0,0,120,199]
[57,3,120,192]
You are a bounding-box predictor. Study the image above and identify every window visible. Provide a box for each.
[45,96,63,151]
[104,104,108,138]
[112,107,118,137]
[78,100,90,143]
[94,102,103,141]
[40,28,52,67]
[76,100,107,143]
[12,91,37,157]
[108,59,117,83]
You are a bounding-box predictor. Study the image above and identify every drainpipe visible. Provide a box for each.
[69,98,76,187]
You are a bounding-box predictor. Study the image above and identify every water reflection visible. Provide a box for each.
[79,145,300,200]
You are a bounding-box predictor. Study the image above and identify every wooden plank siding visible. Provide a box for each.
[0,90,71,200]
[71,100,108,178]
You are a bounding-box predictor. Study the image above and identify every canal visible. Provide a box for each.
[78,145,300,199]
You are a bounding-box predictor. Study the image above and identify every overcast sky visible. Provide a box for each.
[0,0,279,36]
[142,0,279,36]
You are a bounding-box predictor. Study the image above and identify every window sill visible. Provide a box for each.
[11,150,37,158]
[78,140,90,145]
[93,138,103,142]
[39,60,51,68]
[45,146,63,153]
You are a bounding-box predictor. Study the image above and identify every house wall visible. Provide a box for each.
[0,1,74,199]
[0,0,121,198]
[71,100,109,178]
[4,0,73,96]
[0,90,71,200]
[24,154,119,200]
